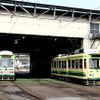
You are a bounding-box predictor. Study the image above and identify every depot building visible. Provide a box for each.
[0,0,100,77]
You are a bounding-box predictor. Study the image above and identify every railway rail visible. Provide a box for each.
[0,81,42,100]
[38,81,100,100]
[16,79,100,100]
[0,79,100,100]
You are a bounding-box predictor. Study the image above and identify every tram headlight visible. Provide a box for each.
[89,74,94,76]
[9,71,13,73]
[9,69,14,73]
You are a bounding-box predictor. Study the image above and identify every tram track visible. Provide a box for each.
[37,81,89,100]
[13,81,44,100]
[14,79,100,100]
[0,82,13,100]
[0,82,43,100]
[37,81,100,100]
[0,80,100,100]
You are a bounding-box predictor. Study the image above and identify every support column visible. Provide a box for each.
[83,37,90,49]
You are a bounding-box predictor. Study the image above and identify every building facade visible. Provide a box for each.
[0,1,100,52]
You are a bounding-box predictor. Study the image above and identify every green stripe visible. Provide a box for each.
[52,70,68,75]
[90,69,100,70]
[15,78,60,82]
[68,71,86,77]
[52,70,86,77]
[89,57,100,59]
[67,56,86,59]
[0,78,60,82]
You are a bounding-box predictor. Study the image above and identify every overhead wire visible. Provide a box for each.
[48,5,100,49]
[9,15,20,33]
[8,3,100,35]
[49,6,100,35]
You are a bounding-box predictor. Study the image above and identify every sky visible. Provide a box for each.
[18,0,100,10]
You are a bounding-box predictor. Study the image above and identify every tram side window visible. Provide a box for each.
[57,61,59,68]
[75,59,79,69]
[59,61,61,68]
[84,59,87,69]
[79,59,83,69]
[72,60,75,68]
[94,60,97,69]
[64,61,66,68]
[61,61,63,68]
[68,60,70,68]
[54,61,56,68]
[60,61,62,68]
[62,61,66,68]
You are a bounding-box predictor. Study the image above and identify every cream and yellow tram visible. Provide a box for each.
[0,50,15,80]
[51,53,100,85]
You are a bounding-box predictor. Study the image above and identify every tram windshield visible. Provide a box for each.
[0,59,13,68]
[89,59,100,69]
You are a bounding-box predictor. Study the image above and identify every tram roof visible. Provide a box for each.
[52,53,100,60]
[0,50,13,55]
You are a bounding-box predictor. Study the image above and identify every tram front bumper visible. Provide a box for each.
[88,78,100,81]
[0,75,15,80]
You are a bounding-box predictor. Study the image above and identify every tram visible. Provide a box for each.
[51,52,100,85]
[0,50,15,80]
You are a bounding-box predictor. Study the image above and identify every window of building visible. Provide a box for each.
[90,23,99,37]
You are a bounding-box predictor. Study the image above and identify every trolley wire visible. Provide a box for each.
[49,6,100,35]
[9,12,23,33]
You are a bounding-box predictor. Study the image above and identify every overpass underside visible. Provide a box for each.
[0,33,82,78]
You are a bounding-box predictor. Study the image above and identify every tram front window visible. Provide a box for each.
[89,59,100,69]
[0,59,13,67]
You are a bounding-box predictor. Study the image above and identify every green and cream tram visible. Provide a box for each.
[0,50,15,80]
[51,53,100,85]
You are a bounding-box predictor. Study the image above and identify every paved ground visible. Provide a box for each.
[0,78,100,100]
